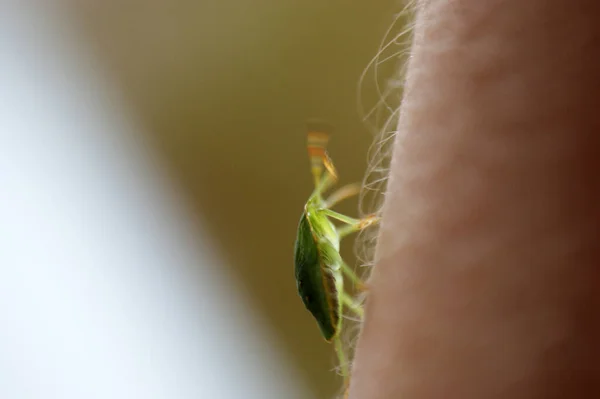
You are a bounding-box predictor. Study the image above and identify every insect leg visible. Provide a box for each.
[341,292,364,318]
[334,215,380,239]
[333,335,349,383]
[340,261,365,290]
[320,209,361,225]
[323,183,361,208]
[320,209,380,238]
[343,385,351,399]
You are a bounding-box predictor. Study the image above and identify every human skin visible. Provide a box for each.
[349,1,600,398]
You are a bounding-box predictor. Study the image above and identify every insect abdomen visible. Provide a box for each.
[294,213,340,341]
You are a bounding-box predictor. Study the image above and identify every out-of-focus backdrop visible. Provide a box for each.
[68,2,400,394]
[0,2,401,398]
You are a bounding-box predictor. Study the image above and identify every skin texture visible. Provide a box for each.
[349,1,600,398]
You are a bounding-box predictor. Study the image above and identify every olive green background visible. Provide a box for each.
[71,1,398,396]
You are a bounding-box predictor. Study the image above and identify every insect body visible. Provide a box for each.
[294,122,378,385]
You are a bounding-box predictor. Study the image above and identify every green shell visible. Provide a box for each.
[294,212,339,341]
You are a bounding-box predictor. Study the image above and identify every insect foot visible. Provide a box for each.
[358,214,380,229]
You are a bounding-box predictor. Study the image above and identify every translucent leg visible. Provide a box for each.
[334,336,349,386]
[335,214,380,239]
[323,183,361,208]
[321,208,360,225]
[341,292,364,319]
[340,262,365,290]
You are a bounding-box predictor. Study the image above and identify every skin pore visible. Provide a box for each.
[349,1,600,398]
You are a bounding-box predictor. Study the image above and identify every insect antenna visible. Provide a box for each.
[306,119,335,188]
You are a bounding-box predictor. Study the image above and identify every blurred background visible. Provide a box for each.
[0,2,402,398]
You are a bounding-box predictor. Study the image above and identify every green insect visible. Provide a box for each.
[294,121,378,386]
